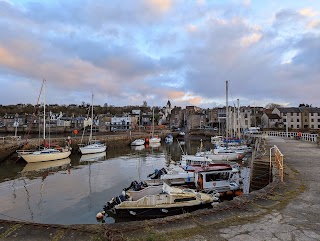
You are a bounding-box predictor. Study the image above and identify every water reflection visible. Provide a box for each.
[21,158,71,174]
[0,140,255,225]
[79,152,106,163]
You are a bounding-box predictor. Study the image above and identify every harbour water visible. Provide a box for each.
[0,139,252,224]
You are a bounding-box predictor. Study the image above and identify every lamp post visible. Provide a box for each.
[286,114,288,137]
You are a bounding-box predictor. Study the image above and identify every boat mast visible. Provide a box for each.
[152,108,154,138]
[43,79,46,142]
[237,98,241,139]
[226,80,228,141]
[89,93,94,143]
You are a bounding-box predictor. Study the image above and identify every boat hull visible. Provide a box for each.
[79,145,106,155]
[131,139,145,146]
[20,151,71,163]
[113,202,213,219]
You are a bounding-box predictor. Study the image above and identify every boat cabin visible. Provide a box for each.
[193,164,237,192]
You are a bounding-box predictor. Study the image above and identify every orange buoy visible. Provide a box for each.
[145,138,149,143]
[73,129,78,135]
[234,190,243,196]
[226,190,233,196]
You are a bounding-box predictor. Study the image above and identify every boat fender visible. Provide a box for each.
[161,209,168,213]
[96,211,105,219]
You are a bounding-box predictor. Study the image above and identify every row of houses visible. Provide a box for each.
[1,101,320,132]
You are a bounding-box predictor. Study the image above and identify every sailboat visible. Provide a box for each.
[79,94,106,155]
[149,108,161,143]
[16,79,71,163]
[131,111,145,146]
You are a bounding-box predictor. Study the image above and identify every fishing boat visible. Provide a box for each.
[16,79,71,163]
[79,94,106,155]
[101,182,218,219]
[146,163,241,193]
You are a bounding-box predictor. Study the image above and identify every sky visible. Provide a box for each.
[0,0,319,108]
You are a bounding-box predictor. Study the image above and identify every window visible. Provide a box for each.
[205,172,230,182]
[291,125,293,128]
[311,125,314,128]
[297,119,300,122]
[291,118,293,122]
[305,119,307,122]
[311,119,314,122]
[311,113,314,116]
[297,125,300,128]
[283,118,286,122]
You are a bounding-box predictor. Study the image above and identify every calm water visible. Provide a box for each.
[0,139,251,224]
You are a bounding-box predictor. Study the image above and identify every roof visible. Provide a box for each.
[277,107,301,113]
[265,113,281,119]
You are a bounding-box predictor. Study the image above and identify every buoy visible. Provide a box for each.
[234,190,243,196]
[226,190,233,196]
[96,211,105,219]
[145,138,149,143]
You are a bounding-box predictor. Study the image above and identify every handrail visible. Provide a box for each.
[269,145,284,182]
[263,131,318,143]
[0,136,22,144]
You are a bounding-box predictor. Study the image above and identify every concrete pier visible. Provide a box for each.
[1,136,319,240]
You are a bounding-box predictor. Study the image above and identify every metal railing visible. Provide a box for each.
[269,145,284,182]
[0,136,21,144]
[263,131,318,143]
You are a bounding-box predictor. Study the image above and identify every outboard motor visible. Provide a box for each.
[103,194,128,211]
[148,168,167,179]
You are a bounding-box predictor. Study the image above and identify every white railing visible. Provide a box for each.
[0,136,21,144]
[269,145,284,182]
[263,131,318,143]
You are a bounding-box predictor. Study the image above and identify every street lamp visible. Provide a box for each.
[286,114,288,137]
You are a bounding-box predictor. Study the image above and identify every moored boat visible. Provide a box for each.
[102,182,219,219]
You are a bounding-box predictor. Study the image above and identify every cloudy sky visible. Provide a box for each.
[1,0,319,108]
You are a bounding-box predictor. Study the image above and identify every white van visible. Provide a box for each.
[248,127,260,134]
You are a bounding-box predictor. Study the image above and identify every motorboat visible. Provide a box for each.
[131,138,145,146]
[102,182,218,219]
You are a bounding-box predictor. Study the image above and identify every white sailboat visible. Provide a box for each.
[17,79,71,163]
[79,94,106,155]
[149,108,161,143]
[131,111,145,146]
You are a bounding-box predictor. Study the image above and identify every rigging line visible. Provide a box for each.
[80,100,91,144]
[227,80,237,107]
[24,79,45,146]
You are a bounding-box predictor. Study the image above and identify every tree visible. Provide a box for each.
[265,103,281,109]
[142,101,148,107]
